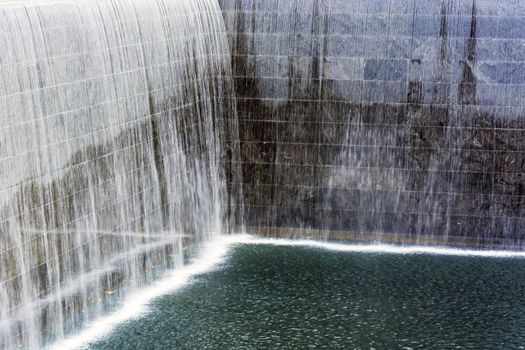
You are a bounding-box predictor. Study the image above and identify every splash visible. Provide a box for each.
[46,235,233,350]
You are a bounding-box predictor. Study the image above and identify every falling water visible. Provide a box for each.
[0,0,239,348]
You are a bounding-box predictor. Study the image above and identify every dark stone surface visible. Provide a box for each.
[219,0,525,248]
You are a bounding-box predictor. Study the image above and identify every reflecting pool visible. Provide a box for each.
[88,244,525,349]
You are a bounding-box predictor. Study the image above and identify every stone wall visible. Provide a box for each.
[219,0,525,247]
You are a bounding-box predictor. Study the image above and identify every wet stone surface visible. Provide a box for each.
[219,0,525,247]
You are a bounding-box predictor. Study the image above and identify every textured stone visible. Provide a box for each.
[219,0,525,247]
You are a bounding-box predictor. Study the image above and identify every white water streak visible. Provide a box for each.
[47,235,233,350]
[227,234,525,259]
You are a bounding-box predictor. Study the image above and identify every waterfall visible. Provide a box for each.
[0,0,239,348]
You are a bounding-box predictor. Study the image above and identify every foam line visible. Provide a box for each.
[47,235,233,350]
[226,234,525,258]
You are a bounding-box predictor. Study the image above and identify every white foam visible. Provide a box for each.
[47,235,233,350]
[226,234,525,258]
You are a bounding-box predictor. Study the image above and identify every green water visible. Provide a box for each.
[88,244,525,349]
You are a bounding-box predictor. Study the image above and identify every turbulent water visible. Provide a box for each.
[0,0,239,348]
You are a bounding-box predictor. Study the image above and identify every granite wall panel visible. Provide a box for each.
[219,0,525,247]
